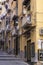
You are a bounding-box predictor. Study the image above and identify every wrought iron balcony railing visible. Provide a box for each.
[6,24,11,32]
[11,28,17,37]
[22,15,31,29]
[0,27,5,33]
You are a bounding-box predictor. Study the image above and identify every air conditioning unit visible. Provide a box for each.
[39,29,43,35]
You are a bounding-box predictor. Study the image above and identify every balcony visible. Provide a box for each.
[0,27,5,33]
[6,24,11,32]
[22,15,31,29]
[11,28,17,37]
[1,28,5,31]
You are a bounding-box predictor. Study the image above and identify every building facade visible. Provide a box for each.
[0,0,43,65]
[18,0,43,65]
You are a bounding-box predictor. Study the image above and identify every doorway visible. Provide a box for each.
[14,37,18,55]
[27,40,31,62]
[14,37,20,55]
[0,40,4,50]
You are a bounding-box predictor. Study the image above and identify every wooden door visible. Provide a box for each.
[27,40,31,61]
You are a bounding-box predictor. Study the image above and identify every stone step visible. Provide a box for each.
[0,55,15,57]
[0,57,15,59]
[0,55,22,60]
[0,57,22,60]
[0,55,16,59]
[0,58,21,60]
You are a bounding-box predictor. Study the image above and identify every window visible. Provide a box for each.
[23,7,27,14]
[12,15,18,26]
[0,5,2,10]
[38,40,43,61]
[27,14,31,22]
[41,42,43,49]
[0,7,2,10]
[6,16,10,25]
[23,0,30,7]
[39,29,43,36]
[27,5,30,10]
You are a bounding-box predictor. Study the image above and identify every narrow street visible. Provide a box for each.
[0,50,29,65]
[0,0,43,65]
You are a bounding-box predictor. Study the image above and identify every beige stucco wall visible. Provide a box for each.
[18,0,22,16]
[36,0,43,50]
[30,0,43,63]
[31,0,43,63]
[31,0,36,26]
